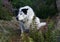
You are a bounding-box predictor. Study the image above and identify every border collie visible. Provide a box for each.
[16,6,46,33]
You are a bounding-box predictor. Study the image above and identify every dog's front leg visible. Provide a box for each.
[19,21,25,35]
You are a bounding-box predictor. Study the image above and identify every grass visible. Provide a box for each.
[20,19,57,42]
[0,19,58,42]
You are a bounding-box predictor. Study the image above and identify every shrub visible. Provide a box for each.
[0,7,12,20]
[20,19,57,42]
[0,18,57,42]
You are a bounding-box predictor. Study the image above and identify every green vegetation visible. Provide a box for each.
[22,19,57,42]
[0,20,57,42]
[12,0,57,18]
[0,0,58,42]
[0,0,57,20]
[0,0,12,20]
[0,7,12,20]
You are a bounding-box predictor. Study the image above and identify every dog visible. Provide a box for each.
[16,6,46,33]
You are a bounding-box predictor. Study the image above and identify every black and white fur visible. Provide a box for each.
[16,6,46,33]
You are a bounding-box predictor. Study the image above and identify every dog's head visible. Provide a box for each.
[16,6,35,21]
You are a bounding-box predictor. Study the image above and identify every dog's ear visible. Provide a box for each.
[21,9,28,14]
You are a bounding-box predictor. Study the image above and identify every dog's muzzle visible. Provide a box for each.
[16,17,19,21]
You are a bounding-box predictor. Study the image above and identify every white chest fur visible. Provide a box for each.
[20,16,46,30]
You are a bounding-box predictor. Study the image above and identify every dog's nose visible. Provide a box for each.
[16,17,18,21]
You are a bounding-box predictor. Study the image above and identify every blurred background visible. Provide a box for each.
[0,0,60,42]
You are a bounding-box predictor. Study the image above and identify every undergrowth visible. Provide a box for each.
[0,20,57,42]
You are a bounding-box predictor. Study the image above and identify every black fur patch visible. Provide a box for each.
[21,9,28,14]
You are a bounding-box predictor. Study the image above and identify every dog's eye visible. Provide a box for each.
[20,13,22,15]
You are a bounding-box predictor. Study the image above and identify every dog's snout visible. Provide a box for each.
[16,17,18,21]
